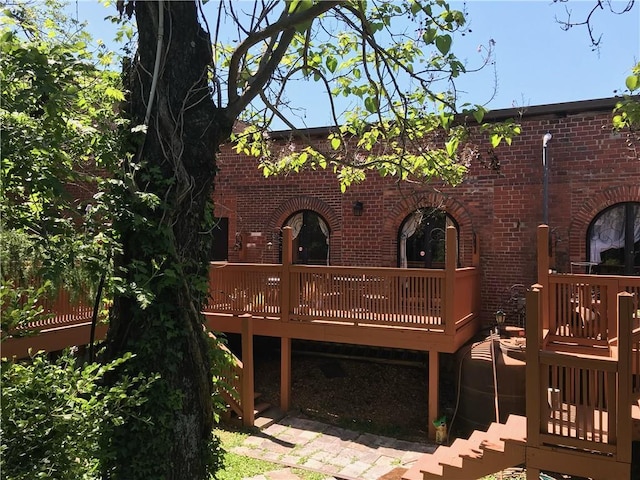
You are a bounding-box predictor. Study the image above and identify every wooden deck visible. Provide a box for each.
[525,226,638,480]
[405,225,639,480]
[203,226,481,354]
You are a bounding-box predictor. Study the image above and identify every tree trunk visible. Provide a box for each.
[103,2,232,478]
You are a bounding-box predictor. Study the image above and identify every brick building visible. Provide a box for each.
[212,97,640,324]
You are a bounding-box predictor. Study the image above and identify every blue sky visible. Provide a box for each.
[69,0,639,127]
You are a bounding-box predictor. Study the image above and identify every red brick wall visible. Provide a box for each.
[213,98,640,324]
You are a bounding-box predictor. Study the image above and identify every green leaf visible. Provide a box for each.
[287,0,301,13]
[326,56,337,73]
[435,34,452,55]
[472,109,485,124]
[330,136,341,150]
[422,28,437,45]
[364,96,378,114]
[626,74,639,91]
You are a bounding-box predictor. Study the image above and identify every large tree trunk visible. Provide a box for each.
[103,2,232,478]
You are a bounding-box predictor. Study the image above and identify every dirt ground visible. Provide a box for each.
[252,346,458,443]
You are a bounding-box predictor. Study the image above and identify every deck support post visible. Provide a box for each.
[525,467,540,480]
[428,350,439,441]
[280,336,292,412]
[241,313,255,427]
[526,285,543,449]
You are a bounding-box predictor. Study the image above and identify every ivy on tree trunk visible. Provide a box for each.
[103,2,232,478]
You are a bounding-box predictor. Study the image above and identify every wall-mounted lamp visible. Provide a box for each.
[233,232,243,251]
[495,310,506,335]
[352,201,364,217]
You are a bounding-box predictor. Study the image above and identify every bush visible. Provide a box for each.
[0,351,156,480]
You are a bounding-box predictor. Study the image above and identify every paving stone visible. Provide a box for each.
[400,450,428,464]
[301,458,326,470]
[279,454,303,465]
[322,425,361,441]
[230,413,432,480]
[256,441,294,455]
[310,449,337,463]
[244,436,265,447]
[361,464,396,480]
[265,468,303,480]
[263,423,290,436]
[338,460,371,477]
[373,455,400,467]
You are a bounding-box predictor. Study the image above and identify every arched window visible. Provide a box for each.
[283,210,330,265]
[398,209,458,268]
[588,202,640,275]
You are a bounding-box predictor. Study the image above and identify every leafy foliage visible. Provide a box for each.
[0,0,120,287]
[613,62,640,155]
[613,62,640,130]
[0,352,157,480]
[219,0,515,190]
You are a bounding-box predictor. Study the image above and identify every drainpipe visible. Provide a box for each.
[542,132,552,225]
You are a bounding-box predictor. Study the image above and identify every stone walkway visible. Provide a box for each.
[233,414,436,480]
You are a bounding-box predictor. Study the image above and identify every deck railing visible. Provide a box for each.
[204,226,479,336]
[7,287,94,334]
[527,285,634,466]
[537,226,640,352]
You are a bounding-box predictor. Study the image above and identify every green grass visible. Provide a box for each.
[212,426,325,480]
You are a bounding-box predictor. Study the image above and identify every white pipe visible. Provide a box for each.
[542,132,552,225]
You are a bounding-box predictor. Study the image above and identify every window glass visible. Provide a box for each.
[588,202,640,275]
[283,210,330,265]
[209,217,228,261]
[398,209,457,268]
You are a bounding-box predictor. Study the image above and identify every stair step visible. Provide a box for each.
[463,429,490,456]
[479,422,509,453]
[499,414,527,443]
[254,401,271,416]
[254,406,285,430]
[438,438,481,468]
[402,417,529,480]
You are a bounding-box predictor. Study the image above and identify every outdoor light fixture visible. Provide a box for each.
[233,232,243,251]
[353,201,364,217]
[495,310,506,333]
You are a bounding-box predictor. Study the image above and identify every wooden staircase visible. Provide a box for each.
[222,390,284,429]
[402,415,527,480]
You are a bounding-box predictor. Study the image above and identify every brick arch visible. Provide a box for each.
[384,191,474,234]
[266,196,340,234]
[568,185,640,264]
[570,185,640,234]
[383,191,476,266]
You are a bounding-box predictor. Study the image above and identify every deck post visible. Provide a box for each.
[444,225,457,337]
[537,225,550,331]
[616,292,633,464]
[428,350,439,441]
[281,227,293,324]
[280,336,292,412]
[241,313,255,427]
[526,285,543,449]
[525,467,541,480]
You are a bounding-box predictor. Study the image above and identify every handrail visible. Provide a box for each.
[211,333,244,417]
[205,261,479,334]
